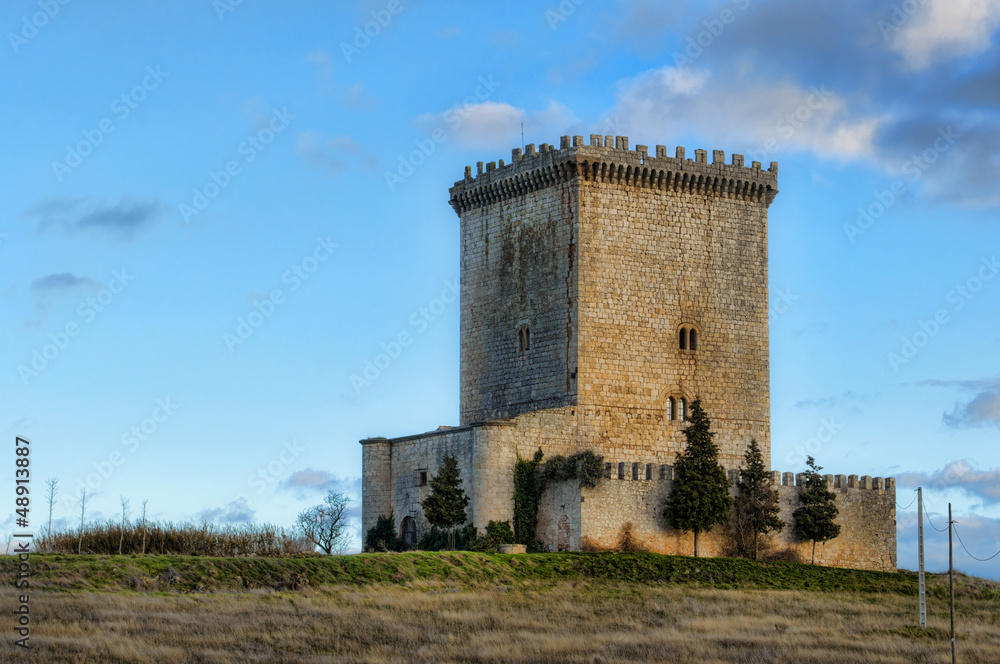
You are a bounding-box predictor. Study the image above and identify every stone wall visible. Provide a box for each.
[537,467,897,572]
[457,176,578,424]
[360,427,476,538]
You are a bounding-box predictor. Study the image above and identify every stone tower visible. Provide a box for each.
[450,135,778,467]
[361,135,896,571]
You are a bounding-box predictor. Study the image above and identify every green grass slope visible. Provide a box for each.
[7,551,995,597]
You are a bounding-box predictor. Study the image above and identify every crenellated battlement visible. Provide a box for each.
[449,134,779,215]
[597,461,895,494]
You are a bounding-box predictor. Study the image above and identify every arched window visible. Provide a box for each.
[678,324,700,352]
[518,329,524,352]
[524,327,530,350]
[400,516,417,549]
[667,397,676,421]
[680,397,687,421]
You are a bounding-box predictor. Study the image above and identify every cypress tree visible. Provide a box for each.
[420,454,470,550]
[734,439,784,559]
[792,456,841,564]
[663,399,733,557]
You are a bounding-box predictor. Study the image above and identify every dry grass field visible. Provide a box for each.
[1,553,998,663]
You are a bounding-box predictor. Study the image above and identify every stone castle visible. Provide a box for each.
[361,134,896,571]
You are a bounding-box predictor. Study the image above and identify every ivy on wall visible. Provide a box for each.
[513,448,606,547]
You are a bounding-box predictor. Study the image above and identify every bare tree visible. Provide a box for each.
[44,478,59,549]
[77,490,88,555]
[119,496,130,555]
[296,491,351,555]
[140,499,148,555]
[3,532,12,555]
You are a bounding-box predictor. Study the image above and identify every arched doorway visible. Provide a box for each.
[401,516,417,549]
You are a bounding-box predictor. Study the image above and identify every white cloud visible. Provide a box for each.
[416,100,579,151]
[891,0,1000,69]
[606,65,882,162]
[897,460,1000,504]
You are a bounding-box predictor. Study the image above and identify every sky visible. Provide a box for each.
[1,0,998,578]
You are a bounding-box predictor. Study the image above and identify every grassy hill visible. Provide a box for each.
[3,552,999,663]
[3,551,996,598]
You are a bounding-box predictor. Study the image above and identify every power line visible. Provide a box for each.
[897,491,918,510]
[953,525,1000,562]
[925,510,950,532]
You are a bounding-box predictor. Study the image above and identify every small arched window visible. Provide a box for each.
[518,329,524,352]
[667,397,676,421]
[679,397,688,421]
[678,324,699,352]
[524,327,530,350]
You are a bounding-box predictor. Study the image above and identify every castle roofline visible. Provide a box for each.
[449,135,778,216]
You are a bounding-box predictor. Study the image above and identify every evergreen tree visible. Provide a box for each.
[663,399,733,557]
[733,439,784,559]
[792,456,841,564]
[420,454,470,549]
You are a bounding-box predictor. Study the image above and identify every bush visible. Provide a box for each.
[36,520,312,557]
[364,513,405,552]
[468,520,516,552]
[418,524,476,551]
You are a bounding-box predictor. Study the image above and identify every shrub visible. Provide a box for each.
[418,524,476,551]
[468,520,516,552]
[365,512,405,552]
[35,520,312,557]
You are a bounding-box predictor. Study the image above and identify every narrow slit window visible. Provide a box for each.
[680,398,687,421]
[524,326,530,350]
[617,462,625,480]
[679,328,688,350]
[632,463,639,480]
[645,464,653,480]
[668,397,676,421]
[518,329,524,352]
[689,329,698,350]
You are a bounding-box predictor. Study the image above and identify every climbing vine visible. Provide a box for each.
[512,448,606,548]
[512,448,544,545]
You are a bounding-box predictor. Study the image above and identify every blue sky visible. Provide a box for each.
[2,0,998,577]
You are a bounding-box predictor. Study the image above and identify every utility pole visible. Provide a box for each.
[949,502,956,664]
[918,487,926,628]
